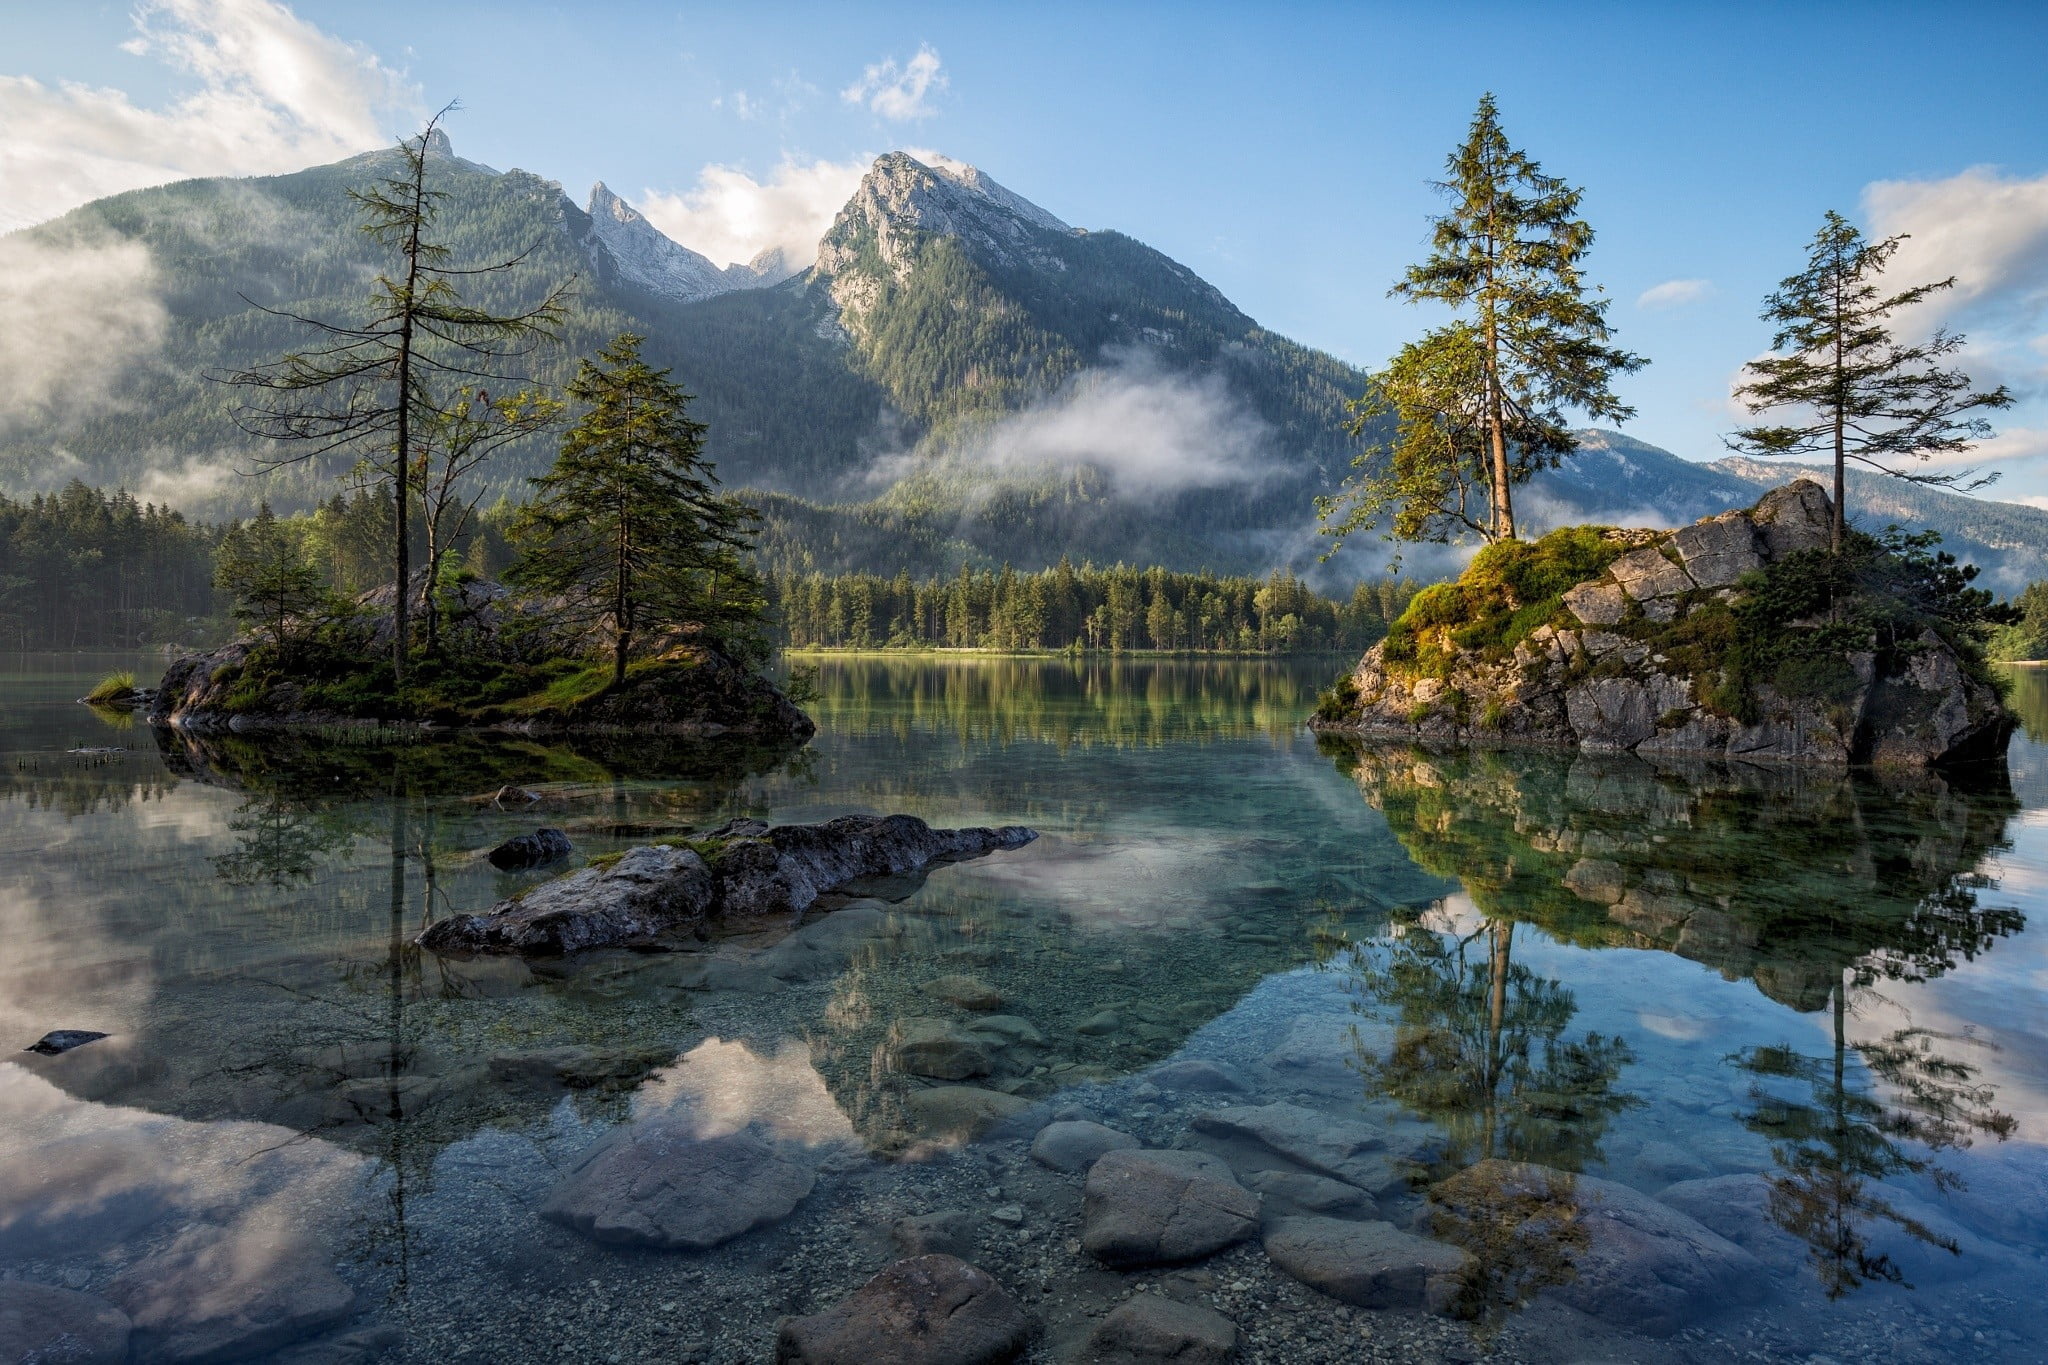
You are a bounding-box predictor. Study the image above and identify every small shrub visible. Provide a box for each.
[1314,673,1361,723]
[85,671,136,704]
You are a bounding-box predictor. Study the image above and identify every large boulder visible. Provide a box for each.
[1315,479,2015,768]
[418,843,714,955]
[1262,1217,1465,1311]
[775,1255,1031,1365]
[540,1121,816,1249]
[0,1282,131,1365]
[1428,1160,1765,1336]
[888,1019,996,1081]
[1188,1103,1399,1197]
[418,815,1037,957]
[1081,1149,1260,1267]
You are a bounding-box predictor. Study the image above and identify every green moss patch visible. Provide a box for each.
[1383,525,1625,681]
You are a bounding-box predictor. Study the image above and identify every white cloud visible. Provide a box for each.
[1637,278,1709,309]
[882,351,1275,496]
[0,235,167,430]
[636,156,868,271]
[841,44,947,122]
[1864,167,2048,332]
[0,0,418,232]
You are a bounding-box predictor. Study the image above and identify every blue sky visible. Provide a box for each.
[7,0,2048,500]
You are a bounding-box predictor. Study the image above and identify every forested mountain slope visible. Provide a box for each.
[6,140,2041,587]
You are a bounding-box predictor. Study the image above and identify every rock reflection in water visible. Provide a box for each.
[1331,737,2027,1311]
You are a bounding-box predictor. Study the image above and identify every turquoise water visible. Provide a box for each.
[1,654,2044,1363]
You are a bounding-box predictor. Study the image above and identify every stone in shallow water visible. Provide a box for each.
[775,1255,1030,1365]
[1658,1172,2016,1287]
[888,1018,996,1080]
[1189,1103,1398,1196]
[107,1221,356,1363]
[1262,1216,1464,1311]
[1028,1120,1139,1173]
[925,973,1003,1011]
[0,1282,131,1365]
[1146,1058,1252,1094]
[905,1086,1034,1144]
[485,827,573,869]
[23,1029,108,1055]
[1086,1292,1237,1365]
[1429,1160,1764,1336]
[892,1210,977,1259]
[540,1122,815,1249]
[1244,1169,1379,1223]
[1082,1149,1259,1268]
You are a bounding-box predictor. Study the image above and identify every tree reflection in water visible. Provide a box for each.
[1730,977,2015,1297]
[1331,738,2024,1310]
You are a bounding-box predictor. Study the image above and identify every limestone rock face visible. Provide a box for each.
[1081,1149,1260,1267]
[774,1255,1031,1365]
[417,815,1036,956]
[540,1122,817,1249]
[1316,480,2013,768]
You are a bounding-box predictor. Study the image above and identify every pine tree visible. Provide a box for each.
[1334,94,1643,544]
[225,107,568,685]
[215,503,327,652]
[1729,212,2013,552]
[509,334,764,685]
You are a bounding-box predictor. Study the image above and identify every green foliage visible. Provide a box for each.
[214,502,330,649]
[1989,581,2048,662]
[1314,673,1361,723]
[0,482,221,647]
[767,561,1416,654]
[1731,211,2013,547]
[509,334,767,681]
[1382,524,1624,679]
[1373,93,1644,542]
[85,671,138,704]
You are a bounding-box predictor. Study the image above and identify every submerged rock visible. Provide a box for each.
[892,1210,978,1259]
[1314,481,2014,767]
[417,814,1037,956]
[888,1018,996,1081]
[1086,1293,1238,1365]
[23,1029,109,1055]
[107,1222,356,1363]
[1028,1119,1139,1173]
[1189,1103,1398,1196]
[774,1255,1031,1365]
[1081,1149,1260,1267]
[0,1282,131,1365]
[1428,1160,1765,1336]
[1262,1216,1464,1310]
[485,827,573,869]
[905,1086,1034,1144]
[540,1121,816,1249]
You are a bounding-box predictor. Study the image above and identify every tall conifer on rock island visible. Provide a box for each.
[224,106,568,686]
[1729,211,2012,553]
[1335,93,1642,545]
[509,334,765,686]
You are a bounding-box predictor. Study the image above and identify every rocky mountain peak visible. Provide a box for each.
[579,181,750,305]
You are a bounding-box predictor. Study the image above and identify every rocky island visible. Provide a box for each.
[142,578,815,743]
[1313,481,2015,767]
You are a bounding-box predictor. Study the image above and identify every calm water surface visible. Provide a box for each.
[3,654,2046,1363]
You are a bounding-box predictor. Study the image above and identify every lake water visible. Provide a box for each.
[3,653,2046,1364]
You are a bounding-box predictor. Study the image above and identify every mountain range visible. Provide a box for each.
[6,136,2045,591]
